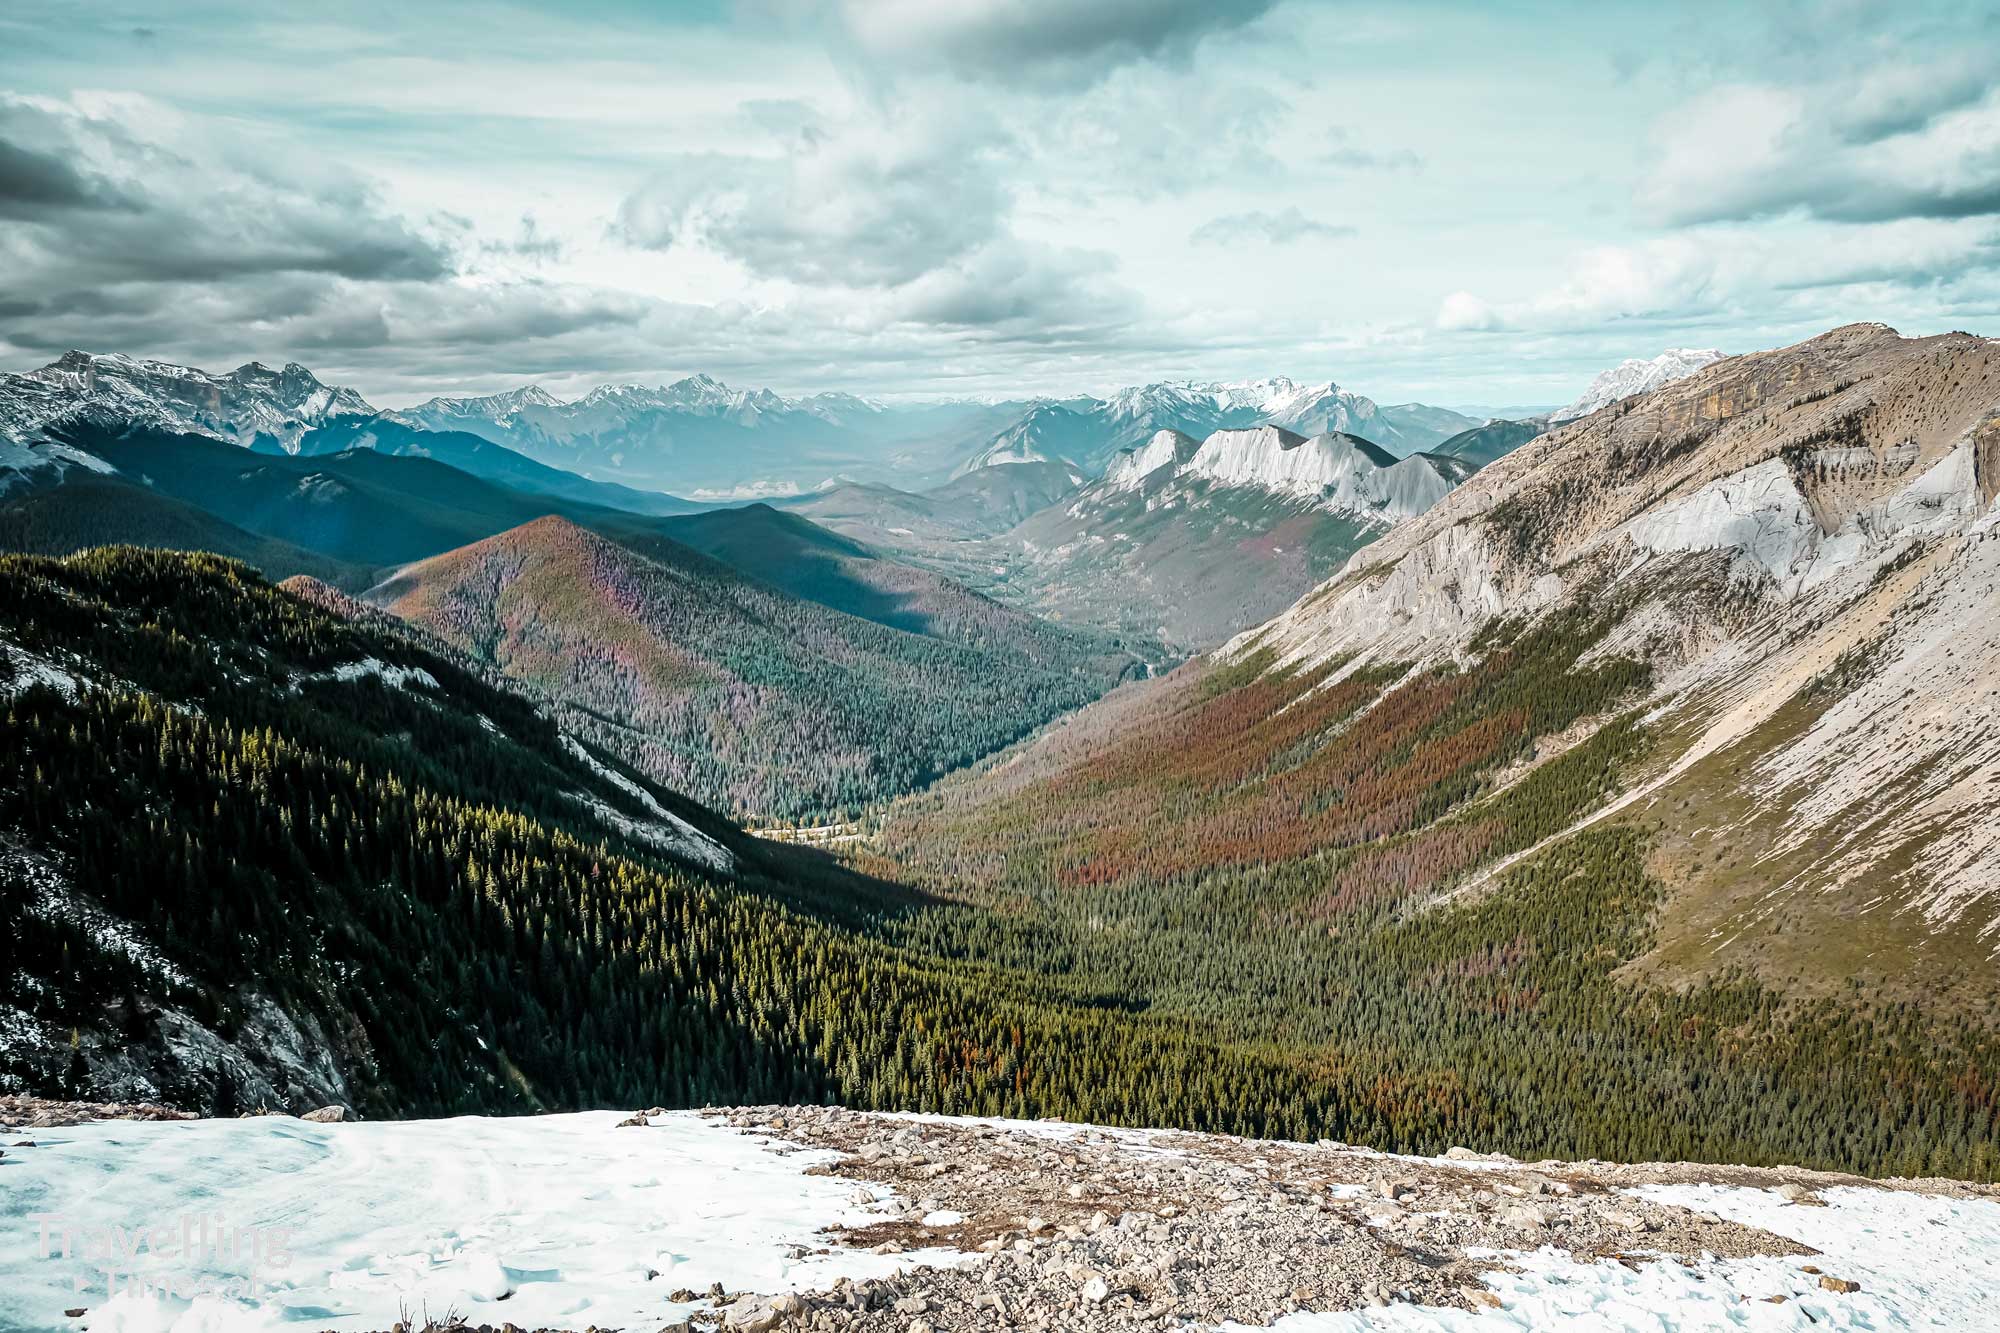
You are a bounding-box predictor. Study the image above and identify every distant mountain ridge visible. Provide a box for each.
[1000,422,1477,650]
[1,351,1493,506]
[956,378,1481,481]
[1554,348,1724,421]
[0,351,374,460]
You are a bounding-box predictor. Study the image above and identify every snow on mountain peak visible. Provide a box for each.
[1104,428,1201,490]
[1179,426,1459,519]
[0,350,377,454]
[1555,348,1725,421]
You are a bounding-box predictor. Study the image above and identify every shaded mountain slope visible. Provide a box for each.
[70,427,622,567]
[1432,416,1549,468]
[640,503,1133,668]
[0,472,375,590]
[291,416,704,516]
[365,516,1128,818]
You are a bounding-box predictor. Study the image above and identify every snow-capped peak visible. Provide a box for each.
[0,350,377,454]
[1105,429,1202,490]
[1555,348,1725,422]
[1177,426,1460,520]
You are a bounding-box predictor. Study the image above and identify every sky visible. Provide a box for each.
[2,0,1997,409]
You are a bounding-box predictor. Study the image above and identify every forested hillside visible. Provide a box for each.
[859,602,2000,1181]
[3,528,1996,1179]
[367,516,1131,818]
[0,548,1728,1147]
[0,472,374,590]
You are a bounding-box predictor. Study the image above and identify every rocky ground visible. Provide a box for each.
[0,1092,195,1130]
[607,1104,1945,1333]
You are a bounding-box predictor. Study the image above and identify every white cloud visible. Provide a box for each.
[1437,218,2000,334]
[1190,207,1354,246]
[826,0,1277,86]
[1640,79,2000,225]
[1435,291,1499,331]
[617,114,1010,288]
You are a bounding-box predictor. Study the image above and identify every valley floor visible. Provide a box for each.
[1,1103,1994,1333]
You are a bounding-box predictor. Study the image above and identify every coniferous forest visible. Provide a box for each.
[3,549,1997,1182]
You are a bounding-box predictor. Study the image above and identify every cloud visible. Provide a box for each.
[1641,79,2000,225]
[0,97,450,288]
[0,134,133,215]
[1434,218,2000,334]
[614,101,1140,340]
[883,240,1135,335]
[1027,71,1288,199]
[1189,207,1354,246]
[1435,291,1500,332]
[1320,128,1422,173]
[827,0,1277,86]
[617,115,1010,288]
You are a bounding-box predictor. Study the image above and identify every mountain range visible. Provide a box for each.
[2,351,1488,503]
[992,427,1476,648]
[953,378,1481,478]
[4,322,1999,1195]
[0,421,1140,820]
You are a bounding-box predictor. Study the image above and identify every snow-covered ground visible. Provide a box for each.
[0,1111,947,1333]
[1,1110,1993,1333]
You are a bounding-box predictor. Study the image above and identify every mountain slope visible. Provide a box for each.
[0,472,375,589]
[843,324,2000,1183]
[73,427,619,566]
[5,423,1138,693]
[291,415,703,515]
[644,503,1131,669]
[1226,322,2000,1008]
[365,516,1127,817]
[0,548,1377,1142]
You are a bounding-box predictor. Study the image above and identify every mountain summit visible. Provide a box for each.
[0,350,375,453]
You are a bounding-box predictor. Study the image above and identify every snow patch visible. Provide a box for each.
[0,1111,954,1333]
[561,736,734,873]
[323,658,439,691]
[1,644,88,700]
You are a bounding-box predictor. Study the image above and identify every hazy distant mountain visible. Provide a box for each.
[1431,415,1550,468]
[951,402,1101,477]
[1553,348,1724,421]
[963,378,1481,481]
[1004,425,1474,649]
[393,375,1020,497]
